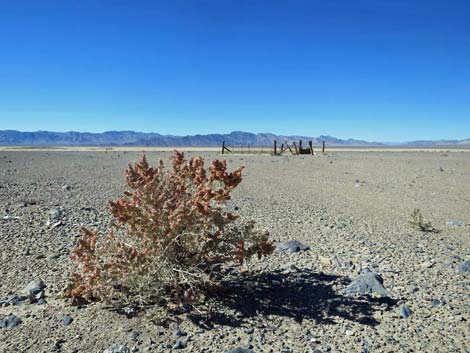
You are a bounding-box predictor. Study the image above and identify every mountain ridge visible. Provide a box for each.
[0,130,468,147]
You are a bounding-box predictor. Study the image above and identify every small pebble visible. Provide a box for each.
[63,315,73,326]
[399,305,413,318]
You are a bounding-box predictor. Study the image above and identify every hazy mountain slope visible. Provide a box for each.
[1,130,467,147]
[0,130,385,147]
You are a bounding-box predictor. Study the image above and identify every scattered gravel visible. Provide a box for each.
[227,348,255,353]
[1,150,469,353]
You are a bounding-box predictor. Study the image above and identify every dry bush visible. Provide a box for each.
[64,152,273,307]
[408,209,436,232]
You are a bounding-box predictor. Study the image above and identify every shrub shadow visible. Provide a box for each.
[189,268,396,328]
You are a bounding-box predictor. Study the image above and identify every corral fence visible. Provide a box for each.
[222,140,326,155]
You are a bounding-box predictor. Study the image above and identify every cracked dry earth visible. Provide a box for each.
[0,150,469,353]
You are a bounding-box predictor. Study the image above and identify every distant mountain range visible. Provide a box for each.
[0,130,469,147]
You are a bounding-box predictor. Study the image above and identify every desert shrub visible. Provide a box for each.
[64,152,273,307]
[408,209,436,232]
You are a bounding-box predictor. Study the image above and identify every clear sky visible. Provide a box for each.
[0,0,469,142]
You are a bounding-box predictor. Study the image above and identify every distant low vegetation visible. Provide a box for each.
[408,209,438,233]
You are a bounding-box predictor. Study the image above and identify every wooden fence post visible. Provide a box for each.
[222,141,225,154]
[309,140,314,155]
[274,140,277,156]
[322,141,325,153]
[292,141,299,155]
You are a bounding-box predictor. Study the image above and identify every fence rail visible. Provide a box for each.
[221,143,273,155]
[222,140,326,155]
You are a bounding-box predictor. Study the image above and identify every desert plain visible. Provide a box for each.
[0,150,469,353]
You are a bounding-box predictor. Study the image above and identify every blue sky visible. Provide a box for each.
[0,0,469,142]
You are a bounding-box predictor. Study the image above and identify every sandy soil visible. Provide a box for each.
[0,151,469,353]
[1,146,470,152]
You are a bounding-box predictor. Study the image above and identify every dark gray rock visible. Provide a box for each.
[430,299,441,307]
[130,331,139,341]
[0,314,22,329]
[103,344,130,353]
[173,340,186,349]
[276,240,309,253]
[115,306,136,317]
[62,315,73,326]
[459,260,470,272]
[0,294,26,307]
[399,305,413,318]
[34,291,45,300]
[53,339,66,349]
[342,269,389,297]
[172,328,187,337]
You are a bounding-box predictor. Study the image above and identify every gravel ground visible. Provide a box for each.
[0,150,469,353]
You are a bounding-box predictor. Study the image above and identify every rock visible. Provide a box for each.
[62,315,73,326]
[62,185,71,190]
[173,340,186,349]
[2,215,20,221]
[0,314,21,329]
[342,269,389,297]
[53,339,66,349]
[115,306,137,317]
[172,328,187,337]
[319,256,333,265]
[227,349,255,353]
[430,299,441,307]
[49,208,64,221]
[406,284,419,293]
[446,220,464,227]
[399,305,413,318]
[47,253,61,260]
[0,294,26,307]
[420,261,435,269]
[35,290,45,300]
[283,264,300,273]
[130,331,139,340]
[23,278,46,295]
[276,240,309,253]
[103,344,130,353]
[459,260,470,272]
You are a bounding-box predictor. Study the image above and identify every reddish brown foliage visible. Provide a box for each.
[65,152,273,306]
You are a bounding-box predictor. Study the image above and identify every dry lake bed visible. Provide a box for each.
[1,150,469,353]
